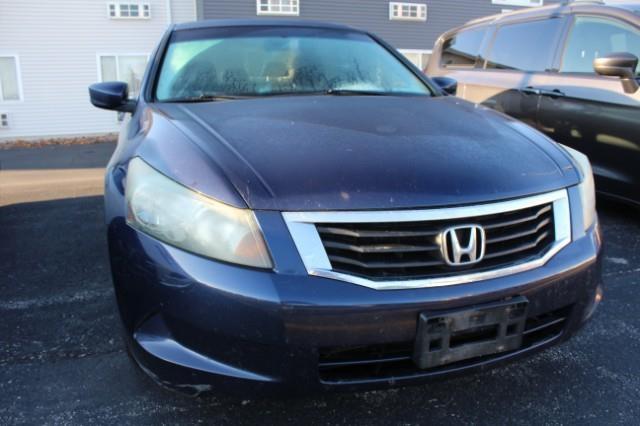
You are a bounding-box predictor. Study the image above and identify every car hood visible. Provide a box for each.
[157,96,579,211]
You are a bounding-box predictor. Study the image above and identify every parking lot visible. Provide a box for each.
[1,142,639,425]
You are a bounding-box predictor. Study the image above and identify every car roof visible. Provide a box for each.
[173,19,362,33]
[462,0,640,29]
[603,0,640,13]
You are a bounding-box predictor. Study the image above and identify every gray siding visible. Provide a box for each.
[201,1,560,50]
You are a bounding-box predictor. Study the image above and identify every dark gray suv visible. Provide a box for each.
[427,0,640,206]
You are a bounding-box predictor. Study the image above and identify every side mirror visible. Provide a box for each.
[594,52,639,94]
[432,76,458,96]
[89,81,136,112]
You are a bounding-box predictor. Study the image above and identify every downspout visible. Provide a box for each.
[195,0,203,20]
[165,0,172,24]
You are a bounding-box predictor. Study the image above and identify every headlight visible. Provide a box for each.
[125,158,272,268]
[561,145,596,232]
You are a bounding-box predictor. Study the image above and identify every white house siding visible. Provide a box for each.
[0,0,196,141]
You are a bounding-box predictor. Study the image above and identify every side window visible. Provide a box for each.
[485,19,564,72]
[440,27,487,69]
[399,50,432,70]
[0,56,21,101]
[561,16,640,75]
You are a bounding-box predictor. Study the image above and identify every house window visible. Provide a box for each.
[491,0,543,7]
[389,2,427,22]
[399,49,432,70]
[108,3,151,19]
[99,55,148,98]
[256,0,300,16]
[0,56,21,101]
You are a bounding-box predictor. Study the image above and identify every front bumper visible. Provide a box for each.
[107,205,603,396]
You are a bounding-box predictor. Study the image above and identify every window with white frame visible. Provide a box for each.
[99,55,148,98]
[399,49,432,70]
[108,3,151,19]
[389,2,427,22]
[491,0,543,7]
[256,0,299,16]
[0,56,21,101]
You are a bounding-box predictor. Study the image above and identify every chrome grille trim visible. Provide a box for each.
[282,190,571,290]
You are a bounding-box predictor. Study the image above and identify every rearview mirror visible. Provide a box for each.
[89,81,136,112]
[594,52,639,94]
[432,76,458,96]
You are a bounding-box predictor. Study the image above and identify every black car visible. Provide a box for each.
[89,20,602,395]
[428,0,640,206]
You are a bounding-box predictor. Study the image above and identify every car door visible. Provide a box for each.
[536,14,640,202]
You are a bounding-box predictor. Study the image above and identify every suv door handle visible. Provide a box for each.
[540,88,566,98]
[522,86,566,98]
[522,86,541,95]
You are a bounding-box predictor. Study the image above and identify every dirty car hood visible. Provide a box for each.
[159,96,579,211]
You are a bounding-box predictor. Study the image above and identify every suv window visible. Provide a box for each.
[485,19,564,72]
[561,16,640,75]
[440,27,487,68]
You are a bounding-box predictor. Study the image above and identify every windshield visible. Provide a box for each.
[155,27,433,101]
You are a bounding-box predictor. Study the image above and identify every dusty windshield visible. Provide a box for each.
[155,27,433,100]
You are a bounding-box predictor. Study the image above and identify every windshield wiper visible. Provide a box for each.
[162,93,246,103]
[255,89,393,97]
[165,90,429,100]
[322,89,430,97]
[324,89,391,96]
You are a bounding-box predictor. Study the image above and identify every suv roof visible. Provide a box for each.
[464,0,640,28]
[603,0,640,13]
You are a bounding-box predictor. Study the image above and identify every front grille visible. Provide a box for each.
[318,305,572,384]
[316,202,555,281]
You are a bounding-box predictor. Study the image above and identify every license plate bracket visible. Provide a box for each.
[413,297,529,369]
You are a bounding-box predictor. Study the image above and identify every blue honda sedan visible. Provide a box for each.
[89,20,602,396]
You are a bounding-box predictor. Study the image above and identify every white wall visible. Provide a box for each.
[170,0,199,23]
[0,0,196,141]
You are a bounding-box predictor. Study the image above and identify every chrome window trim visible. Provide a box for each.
[282,189,571,290]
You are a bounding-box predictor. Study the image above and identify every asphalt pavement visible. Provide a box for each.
[1,142,639,425]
